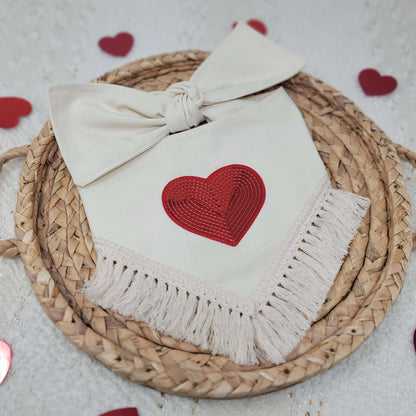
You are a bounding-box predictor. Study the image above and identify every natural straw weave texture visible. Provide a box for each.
[0,50,414,398]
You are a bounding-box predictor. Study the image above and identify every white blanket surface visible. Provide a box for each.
[0,0,415,415]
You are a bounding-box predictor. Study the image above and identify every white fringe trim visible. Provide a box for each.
[83,178,370,366]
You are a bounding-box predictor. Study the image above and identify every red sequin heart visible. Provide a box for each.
[232,19,267,35]
[100,408,139,416]
[162,165,266,246]
[98,32,134,57]
[0,340,12,385]
[358,69,397,96]
[0,97,32,128]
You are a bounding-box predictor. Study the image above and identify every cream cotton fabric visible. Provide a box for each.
[48,23,370,365]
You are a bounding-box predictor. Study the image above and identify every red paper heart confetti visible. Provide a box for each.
[162,164,266,246]
[0,340,12,385]
[0,97,32,128]
[98,32,134,57]
[413,329,416,354]
[358,69,397,96]
[232,19,267,35]
[100,408,139,416]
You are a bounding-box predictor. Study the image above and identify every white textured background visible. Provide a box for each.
[1,1,416,415]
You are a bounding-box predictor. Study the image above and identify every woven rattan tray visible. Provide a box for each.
[1,50,415,399]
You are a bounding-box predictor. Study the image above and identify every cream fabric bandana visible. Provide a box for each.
[49,23,370,365]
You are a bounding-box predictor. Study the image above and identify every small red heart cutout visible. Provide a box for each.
[358,69,397,96]
[98,32,134,57]
[0,340,12,385]
[162,164,266,246]
[232,19,267,35]
[0,97,32,128]
[100,407,139,416]
[413,329,416,355]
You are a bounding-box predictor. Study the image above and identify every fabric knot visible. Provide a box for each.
[165,81,205,133]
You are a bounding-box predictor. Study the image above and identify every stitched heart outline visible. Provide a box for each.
[162,164,266,246]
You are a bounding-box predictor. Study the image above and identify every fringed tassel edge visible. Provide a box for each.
[82,188,370,366]
[253,188,370,364]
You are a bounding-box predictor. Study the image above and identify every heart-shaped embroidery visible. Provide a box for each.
[0,340,11,385]
[98,32,134,57]
[0,97,32,128]
[162,164,266,246]
[358,68,397,96]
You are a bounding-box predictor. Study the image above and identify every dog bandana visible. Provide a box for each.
[49,23,370,365]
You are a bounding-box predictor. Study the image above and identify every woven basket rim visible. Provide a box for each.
[6,49,413,398]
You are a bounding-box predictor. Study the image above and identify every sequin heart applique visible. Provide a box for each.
[162,164,266,246]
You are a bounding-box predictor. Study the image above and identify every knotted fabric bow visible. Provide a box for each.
[49,23,305,187]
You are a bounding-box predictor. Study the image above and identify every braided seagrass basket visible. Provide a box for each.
[1,50,415,399]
